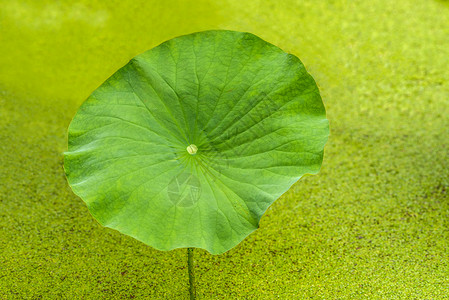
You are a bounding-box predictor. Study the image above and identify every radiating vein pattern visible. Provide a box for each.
[64,30,329,254]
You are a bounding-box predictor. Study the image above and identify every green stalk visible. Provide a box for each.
[187,248,196,299]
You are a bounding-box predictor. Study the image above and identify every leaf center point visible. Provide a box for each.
[186,144,198,155]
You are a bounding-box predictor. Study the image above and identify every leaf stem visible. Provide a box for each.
[187,247,196,299]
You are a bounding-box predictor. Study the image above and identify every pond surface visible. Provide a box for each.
[1,0,448,298]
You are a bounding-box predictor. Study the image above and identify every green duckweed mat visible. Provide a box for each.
[1,0,448,298]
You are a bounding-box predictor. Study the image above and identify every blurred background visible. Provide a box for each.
[1,0,448,298]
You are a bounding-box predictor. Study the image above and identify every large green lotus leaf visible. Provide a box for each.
[64,30,329,255]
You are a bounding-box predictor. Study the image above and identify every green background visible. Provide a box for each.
[1,0,448,298]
